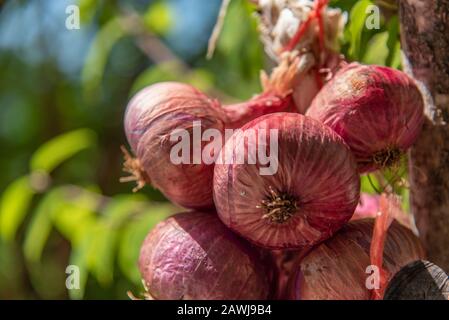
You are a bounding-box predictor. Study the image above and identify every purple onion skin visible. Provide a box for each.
[269,248,310,299]
[138,211,271,300]
[291,219,425,300]
[306,63,424,173]
[213,113,360,250]
[124,82,292,209]
[124,82,226,209]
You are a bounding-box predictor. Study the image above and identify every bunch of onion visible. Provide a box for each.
[122,55,299,209]
[289,194,425,300]
[214,113,360,249]
[121,0,349,209]
[138,211,272,300]
[306,62,425,173]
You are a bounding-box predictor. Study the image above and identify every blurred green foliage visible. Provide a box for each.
[0,0,405,299]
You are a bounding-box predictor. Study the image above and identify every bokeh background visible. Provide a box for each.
[0,0,402,299]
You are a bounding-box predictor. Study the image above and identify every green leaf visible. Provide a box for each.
[50,187,98,245]
[78,0,97,24]
[86,222,117,286]
[0,241,23,291]
[80,197,138,286]
[347,0,373,60]
[130,62,214,95]
[0,176,35,241]
[68,230,93,300]
[187,69,215,92]
[390,41,402,69]
[30,129,96,173]
[23,191,58,262]
[209,0,263,97]
[143,0,172,34]
[401,188,410,213]
[385,16,400,68]
[130,61,183,95]
[330,0,359,12]
[361,174,381,194]
[362,31,389,65]
[118,206,172,283]
[82,18,126,101]
[102,194,148,227]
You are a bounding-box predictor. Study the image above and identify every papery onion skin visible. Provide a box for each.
[293,51,344,114]
[306,63,424,172]
[124,82,292,209]
[270,249,310,299]
[125,82,225,209]
[291,219,425,300]
[213,113,360,250]
[138,211,271,300]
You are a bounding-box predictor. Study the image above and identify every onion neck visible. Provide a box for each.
[223,52,300,129]
[223,92,293,129]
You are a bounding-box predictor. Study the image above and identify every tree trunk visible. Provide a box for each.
[399,0,449,270]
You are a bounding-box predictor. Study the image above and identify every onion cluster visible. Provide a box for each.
[213,113,360,249]
[123,61,297,209]
[123,3,428,300]
[289,219,425,300]
[138,211,271,300]
[306,63,424,172]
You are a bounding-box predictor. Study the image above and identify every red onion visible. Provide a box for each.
[269,249,310,299]
[306,63,424,173]
[291,219,425,300]
[123,59,298,209]
[138,211,271,300]
[292,51,344,114]
[213,112,360,249]
[123,82,226,209]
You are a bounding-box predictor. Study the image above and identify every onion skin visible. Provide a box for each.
[138,211,271,300]
[214,113,360,250]
[125,82,225,209]
[292,51,345,114]
[291,219,425,300]
[269,249,310,299]
[124,82,292,209]
[306,63,424,173]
